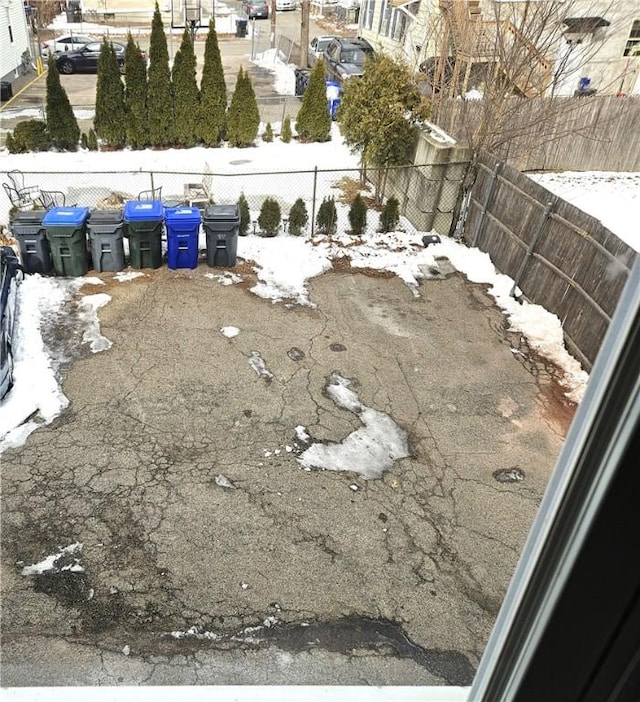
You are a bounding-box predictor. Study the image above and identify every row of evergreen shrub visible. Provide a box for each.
[7,1,330,153]
[243,194,401,237]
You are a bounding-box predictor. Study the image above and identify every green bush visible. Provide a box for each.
[348,193,367,236]
[238,192,251,236]
[379,196,400,232]
[262,122,273,142]
[87,129,98,150]
[280,115,292,143]
[288,198,308,236]
[316,196,337,235]
[81,132,89,149]
[7,120,51,153]
[258,197,281,237]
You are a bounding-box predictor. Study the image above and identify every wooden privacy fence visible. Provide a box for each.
[463,152,637,371]
[436,95,640,173]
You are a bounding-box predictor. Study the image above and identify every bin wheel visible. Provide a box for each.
[60,60,74,74]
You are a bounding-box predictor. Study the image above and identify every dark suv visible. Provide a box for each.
[0,246,24,401]
[323,37,375,84]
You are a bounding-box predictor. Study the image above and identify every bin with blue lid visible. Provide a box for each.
[326,80,342,120]
[123,199,164,269]
[42,206,90,277]
[165,205,202,270]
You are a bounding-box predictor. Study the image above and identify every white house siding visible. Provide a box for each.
[358,0,640,97]
[0,0,31,82]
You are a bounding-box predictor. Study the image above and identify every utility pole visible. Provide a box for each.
[300,0,309,68]
[270,0,276,48]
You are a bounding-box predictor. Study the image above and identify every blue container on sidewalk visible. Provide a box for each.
[164,205,202,270]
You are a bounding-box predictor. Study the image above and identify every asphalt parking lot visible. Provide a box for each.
[0,257,572,686]
[1,16,574,689]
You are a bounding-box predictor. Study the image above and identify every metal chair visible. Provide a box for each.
[137,186,162,201]
[3,182,36,211]
[37,190,67,209]
[7,170,39,202]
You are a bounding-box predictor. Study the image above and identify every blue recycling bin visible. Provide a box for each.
[164,205,202,270]
[42,206,90,277]
[123,199,164,269]
[326,80,342,120]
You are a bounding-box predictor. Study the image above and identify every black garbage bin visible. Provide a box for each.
[294,68,310,97]
[0,81,13,102]
[203,204,240,267]
[235,18,248,37]
[87,209,125,272]
[10,210,52,274]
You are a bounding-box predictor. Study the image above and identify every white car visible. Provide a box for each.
[41,34,95,59]
[276,0,296,9]
[308,35,336,67]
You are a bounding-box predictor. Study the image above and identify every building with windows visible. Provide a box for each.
[0,0,32,89]
[358,0,640,97]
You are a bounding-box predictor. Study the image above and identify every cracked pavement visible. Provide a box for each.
[0,264,572,687]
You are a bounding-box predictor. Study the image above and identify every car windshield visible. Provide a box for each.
[343,48,369,64]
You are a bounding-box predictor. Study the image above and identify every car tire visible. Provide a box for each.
[118,61,125,74]
[59,60,74,74]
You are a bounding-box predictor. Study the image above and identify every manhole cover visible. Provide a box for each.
[493,468,525,483]
[329,343,347,352]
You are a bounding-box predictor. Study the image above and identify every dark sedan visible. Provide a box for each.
[0,246,24,401]
[55,41,136,74]
[246,0,269,19]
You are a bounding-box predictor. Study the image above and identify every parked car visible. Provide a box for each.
[55,41,146,75]
[276,0,296,10]
[41,34,94,59]
[308,35,336,67]
[0,246,24,401]
[323,36,375,84]
[246,0,269,19]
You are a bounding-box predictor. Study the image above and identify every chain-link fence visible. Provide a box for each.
[1,164,465,237]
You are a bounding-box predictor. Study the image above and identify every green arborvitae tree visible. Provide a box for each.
[295,60,331,143]
[288,198,308,236]
[238,193,251,235]
[226,67,260,147]
[199,18,227,146]
[316,196,337,235]
[88,128,98,150]
[348,193,367,236]
[379,196,400,232]
[338,54,430,204]
[94,39,126,149]
[280,115,292,143]
[262,122,273,142]
[45,55,79,151]
[81,132,88,149]
[125,32,148,149]
[172,28,200,147]
[147,2,175,147]
[258,197,281,237]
